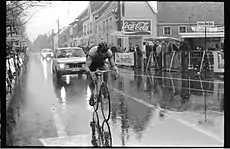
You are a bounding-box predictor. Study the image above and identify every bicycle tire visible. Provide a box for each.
[99,84,111,121]
[101,120,112,147]
[92,111,103,147]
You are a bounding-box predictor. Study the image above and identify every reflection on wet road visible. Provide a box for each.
[6,52,224,147]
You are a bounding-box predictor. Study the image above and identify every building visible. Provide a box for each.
[75,1,157,50]
[53,26,68,50]
[157,2,224,50]
[78,1,105,46]
[157,2,224,38]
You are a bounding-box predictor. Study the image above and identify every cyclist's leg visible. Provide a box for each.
[99,63,109,85]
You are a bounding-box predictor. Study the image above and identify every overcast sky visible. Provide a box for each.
[26,1,157,42]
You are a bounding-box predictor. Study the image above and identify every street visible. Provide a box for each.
[6,52,224,147]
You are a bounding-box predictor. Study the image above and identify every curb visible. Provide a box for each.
[6,58,27,110]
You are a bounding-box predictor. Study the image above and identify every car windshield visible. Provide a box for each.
[57,48,85,58]
[42,49,52,53]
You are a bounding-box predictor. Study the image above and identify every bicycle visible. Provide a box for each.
[91,69,117,121]
[90,111,112,147]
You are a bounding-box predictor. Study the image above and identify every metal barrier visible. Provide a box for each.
[146,50,221,73]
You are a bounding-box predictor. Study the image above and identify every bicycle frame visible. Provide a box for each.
[93,69,112,96]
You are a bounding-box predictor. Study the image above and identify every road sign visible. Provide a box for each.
[197,21,215,27]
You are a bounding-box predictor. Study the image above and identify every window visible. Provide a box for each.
[87,24,89,34]
[99,24,101,32]
[110,17,112,29]
[95,25,97,34]
[84,25,86,35]
[103,21,105,31]
[178,26,187,33]
[90,22,92,34]
[106,19,109,30]
[163,26,171,35]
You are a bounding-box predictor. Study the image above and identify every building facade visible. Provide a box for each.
[75,1,157,50]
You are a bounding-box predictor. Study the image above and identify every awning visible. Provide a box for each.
[144,36,180,42]
[191,26,224,32]
[179,32,224,38]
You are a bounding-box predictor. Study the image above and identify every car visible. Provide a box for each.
[41,48,54,59]
[52,47,86,81]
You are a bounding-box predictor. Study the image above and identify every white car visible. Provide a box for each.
[41,48,54,59]
[52,47,86,79]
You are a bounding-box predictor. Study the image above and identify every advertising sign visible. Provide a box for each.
[115,52,135,66]
[213,51,224,73]
[121,20,152,35]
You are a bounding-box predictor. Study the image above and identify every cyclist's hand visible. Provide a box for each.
[113,67,118,80]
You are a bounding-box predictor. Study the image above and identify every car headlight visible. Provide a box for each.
[59,64,65,69]
[81,64,85,68]
[65,65,69,69]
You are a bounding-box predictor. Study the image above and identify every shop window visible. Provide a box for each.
[163,26,171,35]
[178,26,187,33]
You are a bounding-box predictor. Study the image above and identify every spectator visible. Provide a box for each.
[136,45,142,68]
[142,42,147,68]
[180,38,191,72]
[161,41,167,71]
[156,41,162,70]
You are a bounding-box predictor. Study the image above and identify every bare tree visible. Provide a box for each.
[6,1,51,36]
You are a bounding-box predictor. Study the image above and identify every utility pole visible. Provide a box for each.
[121,1,125,49]
[117,1,121,46]
[57,19,60,48]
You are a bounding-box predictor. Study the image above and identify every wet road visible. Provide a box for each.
[6,52,224,147]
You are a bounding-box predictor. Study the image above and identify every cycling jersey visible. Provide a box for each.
[88,46,113,66]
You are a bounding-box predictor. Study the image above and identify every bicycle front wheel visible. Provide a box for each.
[99,84,111,121]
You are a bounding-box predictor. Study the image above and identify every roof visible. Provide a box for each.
[78,8,89,20]
[157,2,224,24]
[90,1,105,13]
[97,1,111,14]
[78,1,106,20]
[147,1,158,14]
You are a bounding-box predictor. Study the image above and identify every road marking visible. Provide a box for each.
[111,88,224,144]
[52,104,68,137]
[118,69,224,84]
[39,134,90,146]
[39,103,91,146]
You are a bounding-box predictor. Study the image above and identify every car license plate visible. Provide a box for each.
[72,68,80,71]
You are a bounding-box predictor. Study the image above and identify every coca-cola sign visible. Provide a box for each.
[121,20,151,35]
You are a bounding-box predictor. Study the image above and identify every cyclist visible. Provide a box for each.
[84,41,118,106]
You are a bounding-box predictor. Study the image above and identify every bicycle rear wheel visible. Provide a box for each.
[99,84,111,121]
[101,120,112,147]
[91,111,103,147]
